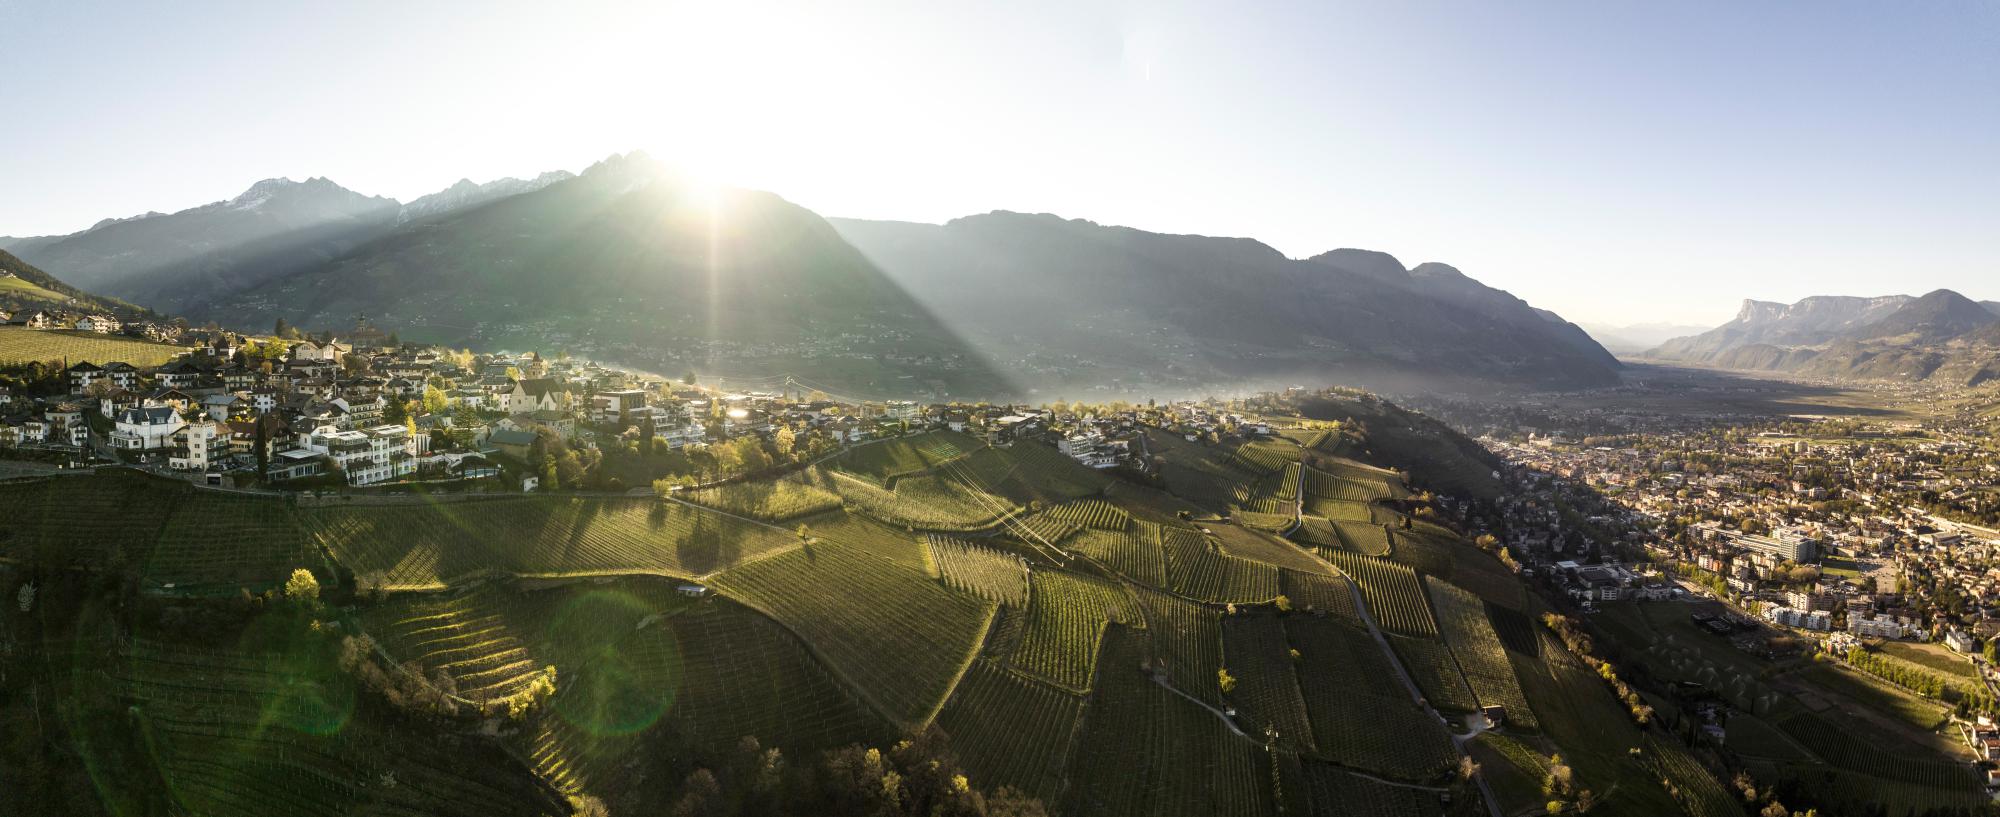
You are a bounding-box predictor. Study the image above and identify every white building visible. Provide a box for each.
[1849,614,1907,639]
[75,315,121,333]
[1945,629,1975,653]
[298,423,421,485]
[1764,606,1831,631]
[111,405,186,451]
[168,421,229,472]
[886,400,921,421]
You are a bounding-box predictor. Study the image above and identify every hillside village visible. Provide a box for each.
[0,324,1275,493]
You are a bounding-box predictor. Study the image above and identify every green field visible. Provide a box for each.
[0,325,188,366]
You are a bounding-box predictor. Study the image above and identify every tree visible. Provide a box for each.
[254,416,270,482]
[273,318,291,338]
[1218,668,1237,693]
[775,426,797,460]
[682,370,697,385]
[422,384,449,415]
[284,569,320,604]
[383,398,409,425]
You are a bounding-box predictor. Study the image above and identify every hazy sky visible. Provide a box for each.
[2,0,1994,325]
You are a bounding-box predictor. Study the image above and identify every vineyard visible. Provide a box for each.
[365,586,553,702]
[1297,760,1450,817]
[827,431,975,484]
[101,637,564,817]
[149,491,316,588]
[1329,521,1394,557]
[1387,633,1479,713]
[1319,550,1436,636]
[1068,527,1167,586]
[707,543,996,727]
[680,478,842,521]
[1278,569,1359,621]
[1209,525,1328,576]
[1642,736,1742,817]
[934,660,1083,802]
[812,468,1020,531]
[928,535,1030,605]
[1221,616,1316,751]
[1285,617,1455,780]
[0,326,189,366]
[1160,524,1281,603]
[1132,587,1227,705]
[0,472,184,569]
[1425,577,1535,729]
[1011,569,1136,690]
[1042,498,1133,531]
[307,495,802,588]
[1063,625,1274,817]
[1770,709,1984,790]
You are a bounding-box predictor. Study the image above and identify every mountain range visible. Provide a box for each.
[831,214,1619,394]
[1646,289,2000,385]
[7,153,1620,397]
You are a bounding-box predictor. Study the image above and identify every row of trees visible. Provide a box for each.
[646,731,1045,817]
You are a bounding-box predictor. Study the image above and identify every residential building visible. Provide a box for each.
[111,405,186,451]
[297,423,418,486]
[169,421,230,472]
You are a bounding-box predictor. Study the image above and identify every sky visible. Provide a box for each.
[1,0,1994,327]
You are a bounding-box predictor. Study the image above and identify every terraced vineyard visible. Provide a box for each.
[1771,709,1984,790]
[1296,760,1448,817]
[102,638,565,817]
[1044,498,1133,530]
[680,478,842,521]
[1159,525,1281,603]
[1425,577,1535,728]
[1319,550,1437,637]
[934,660,1083,802]
[6,394,1735,817]
[1012,570,1136,690]
[307,496,801,588]
[708,543,996,726]
[1068,526,1167,585]
[1064,625,1274,817]
[813,468,1020,531]
[1278,569,1359,621]
[365,587,550,702]
[0,472,183,568]
[1131,587,1227,705]
[1389,633,1479,713]
[150,491,316,588]
[1642,736,1741,817]
[1330,520,1394,557]
[1221,616,1316,750]
[928,535,1030,605]
[827,432,975,484]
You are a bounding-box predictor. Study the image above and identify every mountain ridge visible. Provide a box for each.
[1646,288,2000,385]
